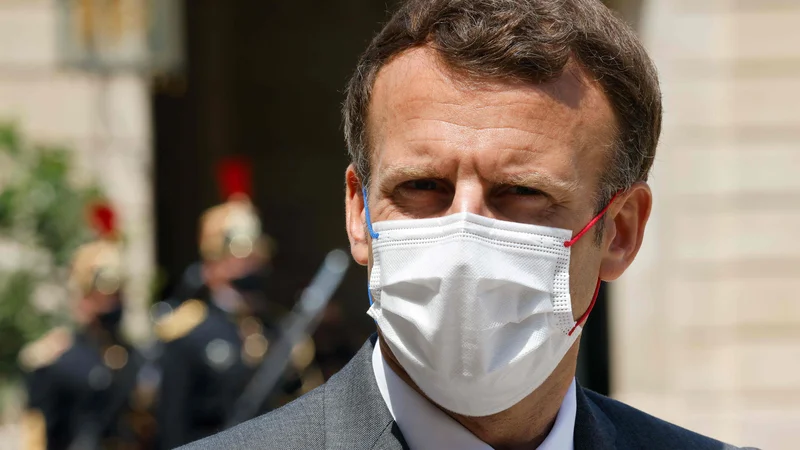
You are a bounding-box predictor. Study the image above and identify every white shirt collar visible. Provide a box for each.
[372,338,576,450]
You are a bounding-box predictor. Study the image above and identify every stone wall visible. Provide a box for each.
[612,1,800,448]
[0,0,154,340]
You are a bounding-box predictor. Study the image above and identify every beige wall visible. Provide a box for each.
[612,1,800,449]
[0,0,154,341]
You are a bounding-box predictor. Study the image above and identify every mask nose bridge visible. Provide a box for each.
[448,181,487,217]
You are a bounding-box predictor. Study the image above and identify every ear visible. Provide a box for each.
[599,182,652,281]
[345,165,370,266]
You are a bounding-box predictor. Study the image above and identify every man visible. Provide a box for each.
[20,203,156,449]
[155,158,322,449]
[185,1,756,449]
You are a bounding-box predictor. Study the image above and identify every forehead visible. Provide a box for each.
[366,47,617,185]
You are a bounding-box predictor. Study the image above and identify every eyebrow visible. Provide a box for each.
[377,164,449,183]
[375,164,579,196]
[498,172,580,194]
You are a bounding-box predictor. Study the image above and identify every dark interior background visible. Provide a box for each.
[152,0,612,395]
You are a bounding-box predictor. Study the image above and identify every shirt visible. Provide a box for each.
[372,339,577,450]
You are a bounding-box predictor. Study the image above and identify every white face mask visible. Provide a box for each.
[364,190,611,417]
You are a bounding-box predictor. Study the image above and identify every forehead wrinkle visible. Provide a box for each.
[374,51,589,145]
[368,47,617,192]
[397,98,572,146]
[404,115,552,136]
[479,146,581,195]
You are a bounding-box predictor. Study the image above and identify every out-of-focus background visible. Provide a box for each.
[0,0,796,449]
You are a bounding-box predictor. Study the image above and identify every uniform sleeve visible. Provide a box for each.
[156,339,195,450]
[23,368,58,450]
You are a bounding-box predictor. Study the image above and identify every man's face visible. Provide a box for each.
[346,47,640,321]
[76,289,122,326]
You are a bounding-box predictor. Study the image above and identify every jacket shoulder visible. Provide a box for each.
[585,390,753,449]
[155,299,209,343]
[179,385,326,450]
[18,327,73,372]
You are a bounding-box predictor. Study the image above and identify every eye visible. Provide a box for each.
[389,178,451,218]
[493,184,555,223]
[404,179,440,191]
[508,185,545,196]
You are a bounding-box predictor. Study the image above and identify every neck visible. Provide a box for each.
[379,337,579,450]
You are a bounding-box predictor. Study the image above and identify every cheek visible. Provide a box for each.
[100,295,119,312]
[86,296,105,315]
[567,244,603,317]
[211,264,225,282]
[78,298,92,313]
[221,257,249,280]
[205,262,226,285]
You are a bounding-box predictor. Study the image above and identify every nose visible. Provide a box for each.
[447,180,491,217]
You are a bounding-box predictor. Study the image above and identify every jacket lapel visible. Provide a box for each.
[573,383,617,450]
[325,335,617,450]
[371,422,411,450]
[323,334,408,450]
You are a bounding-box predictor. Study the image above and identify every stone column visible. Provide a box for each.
[611,1,800,448]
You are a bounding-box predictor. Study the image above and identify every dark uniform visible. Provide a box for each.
[20,328,156,450]
[155,165,322,448]
[19,206,157,450]
[155,288,320,449]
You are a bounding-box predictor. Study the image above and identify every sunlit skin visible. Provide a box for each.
[345,47,651,450]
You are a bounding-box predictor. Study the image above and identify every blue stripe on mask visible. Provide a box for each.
[362,186,380,240]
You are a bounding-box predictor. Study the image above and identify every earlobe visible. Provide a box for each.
[599,182,652,281]
[345,165,370,266]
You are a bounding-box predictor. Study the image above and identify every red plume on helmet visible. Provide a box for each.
[217,156,252,201]
[88,202,117,239]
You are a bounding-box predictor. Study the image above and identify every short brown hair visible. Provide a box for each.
[343,0,661,210]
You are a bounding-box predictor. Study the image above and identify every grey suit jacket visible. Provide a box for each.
[182,335,753,450]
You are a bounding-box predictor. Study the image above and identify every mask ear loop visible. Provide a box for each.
[569,279,602,336]
[362,186,380,239]
[363,186,379,306]
[565,192,620,336]
[563,193,619,249]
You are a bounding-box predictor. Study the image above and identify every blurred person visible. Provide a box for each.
[154,158,322,449]
[158,261,204,310]
[184,1,759,449]
[19,203,156,450]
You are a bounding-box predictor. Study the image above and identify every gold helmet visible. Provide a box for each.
[199,199,266,261]
[199,157,272,261]
[69,203,123,297]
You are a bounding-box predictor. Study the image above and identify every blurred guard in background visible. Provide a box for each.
[154,158,323,449]
[19,203,156,450]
